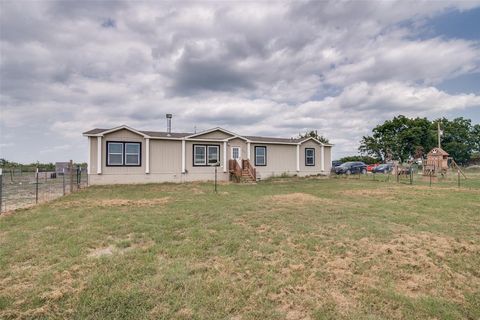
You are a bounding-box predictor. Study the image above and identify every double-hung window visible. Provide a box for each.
[207,146,219,164]
[107,141,141,166]
[254,146,267,166]
[305,148,315,166]
[193,144,220,166]
[125,143,141,165]
[107,142,124,165]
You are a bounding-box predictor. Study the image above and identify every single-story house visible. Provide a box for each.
[83,125,333,185]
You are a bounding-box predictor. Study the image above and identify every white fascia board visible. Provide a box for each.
[84,125,150,138]
[185,138,231,142]
[184,127,241,139]
[148,136,183,141]
[249,140,298,145]
[298,136,334,147]
[226,135,250,142]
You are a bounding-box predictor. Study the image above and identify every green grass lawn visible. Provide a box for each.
[1,176,479,319]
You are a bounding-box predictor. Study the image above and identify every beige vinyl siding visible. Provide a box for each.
[324,146,332,172]
[227,138,248,160]
[250,143,297,178]
[149,140,182,173]
[185,140,229,181]
[191,130,233,140]
[102,129,145,174]
[299,140,322,172]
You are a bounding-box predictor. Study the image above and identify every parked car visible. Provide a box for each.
[367,163,380,172]
[372,163,393,173]
[334,162,368,175]
[332,160,343,168]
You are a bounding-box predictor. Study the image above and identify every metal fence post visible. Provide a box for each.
[69,160,74,194]
[62,168,66,196]
[77,166,81,189]
[35,168,39,204]
[0,168,3,213]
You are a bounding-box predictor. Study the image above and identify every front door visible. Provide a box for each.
[231,147,241,165]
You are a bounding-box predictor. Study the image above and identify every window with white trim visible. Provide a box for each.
[194,145,207,165]
[125,143,140,165]
[255,146,267,166]
[207,146,219,164]
[193,144,220,166]
[305,148,315,166]
[106,141,141,166]
[107,142,124,165]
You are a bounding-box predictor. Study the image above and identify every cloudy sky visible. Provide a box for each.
[1,1,480,163]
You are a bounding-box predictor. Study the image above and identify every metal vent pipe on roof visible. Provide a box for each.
[166,114,172,136]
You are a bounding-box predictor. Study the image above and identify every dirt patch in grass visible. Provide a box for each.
[269,192,319,203]
[341,188,396,198]
[53,197,171,209]
[88,234,155,258]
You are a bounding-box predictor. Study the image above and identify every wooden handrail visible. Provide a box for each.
[229,159,242,181]
[242,159,256,181]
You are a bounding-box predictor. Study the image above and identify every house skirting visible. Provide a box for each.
[88,169,329,185]
[88,172,230,185]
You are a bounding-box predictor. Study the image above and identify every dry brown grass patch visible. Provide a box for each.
[53,197,171,209]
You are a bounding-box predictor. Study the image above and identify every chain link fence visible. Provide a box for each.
[0,164,88,213]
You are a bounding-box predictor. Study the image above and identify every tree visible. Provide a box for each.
[472,124,480,152]
[359,115,436,162]
[436,117,475,165]
[360,115,478,164]
[339,155,380,165]
[298,130,330,144]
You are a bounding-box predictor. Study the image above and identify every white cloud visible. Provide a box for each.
[0,0,480,162]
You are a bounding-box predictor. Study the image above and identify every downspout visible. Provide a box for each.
[181,139,186,173]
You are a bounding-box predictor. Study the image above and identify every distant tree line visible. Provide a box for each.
[0,159,87,172]
[338,156,380,165]
[359,116,480,165]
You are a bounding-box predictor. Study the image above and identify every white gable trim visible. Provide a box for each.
[226,135,250,142]
[298,137,333,147]
[84,125,149,138]
[184,127,240,139]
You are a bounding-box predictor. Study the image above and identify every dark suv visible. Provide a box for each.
[334,161,368,175]
[372,163,393,173]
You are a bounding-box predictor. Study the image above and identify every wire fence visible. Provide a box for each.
[331,165,480,189]
[0,164,88,213]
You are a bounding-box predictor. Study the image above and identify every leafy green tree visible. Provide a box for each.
[436,117,475,165]
[472,124,480,152]
[360,115,478,164]
[339,155,380,165]
[359,115,436,162]
[299,130,330,144]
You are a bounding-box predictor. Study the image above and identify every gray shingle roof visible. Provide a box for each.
[83,127,320,145]
[244,135,303,143]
